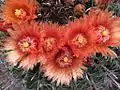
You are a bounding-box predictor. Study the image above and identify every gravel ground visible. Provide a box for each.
[0,63,23,90]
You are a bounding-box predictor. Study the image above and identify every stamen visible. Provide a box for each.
[15,9,27,19]
[23,42,30,48]
[44,38,56,52]
[97,26,110,43]
[72,34,87,48]
[63,56,69,63]
[55,47,73,68]
[102,30,109,37]
[18,37,37,53]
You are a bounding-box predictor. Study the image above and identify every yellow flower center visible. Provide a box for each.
[44,38,56,52]
[72,34,87,48]
[23,42,30,48]
[15,9,27,19]
[56,47,73,68]
[97,26,110,43]
[63,56,69,63]
[18,37,38,53]
[102,30,109,37]
[98,26,110,37]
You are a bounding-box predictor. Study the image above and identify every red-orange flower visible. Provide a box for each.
[64,19,97,57]
[40,23,64,61]
[2,0,37,23]
[4,21,45,69]
[43,46,87,85]
[87,10,120,56]
[42,20,95,85]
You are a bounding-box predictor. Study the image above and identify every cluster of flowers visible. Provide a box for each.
[1,0,120,86]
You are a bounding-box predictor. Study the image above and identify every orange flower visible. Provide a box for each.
[2,0,37,23]
[64,19,97,57]
[43,46,87,85]
[42,20,96,85]
[4,21,45,69]
[87,10,120,56]
[40,23,64,61]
